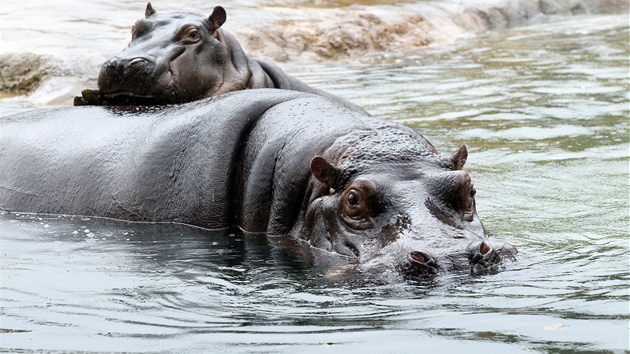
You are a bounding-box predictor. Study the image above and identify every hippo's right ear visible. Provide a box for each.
[145,2,156,18]
[310,156,340,187]
[450,144,468,170]
[208,6,227,32]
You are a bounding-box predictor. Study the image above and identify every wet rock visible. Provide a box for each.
[237,12,430,62]
[0,53,61,94]
[231,0,629,62]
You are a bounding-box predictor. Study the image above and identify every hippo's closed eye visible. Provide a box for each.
[340,179,381,230]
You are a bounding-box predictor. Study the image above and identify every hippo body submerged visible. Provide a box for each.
[1,90,514,278]
[74,3,367,115]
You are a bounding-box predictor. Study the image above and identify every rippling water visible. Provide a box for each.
[1,2,629,353]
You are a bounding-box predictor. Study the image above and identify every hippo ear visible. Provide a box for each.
[310,156,340,187]
[427,171,476,221]
[208,6,227,32]
[450,144,468,170]
[145,2,156,18]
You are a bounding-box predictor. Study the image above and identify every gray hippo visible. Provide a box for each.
[1,89,515,278]
[74,3,367,115]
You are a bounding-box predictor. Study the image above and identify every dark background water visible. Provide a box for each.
[1,1,628,353]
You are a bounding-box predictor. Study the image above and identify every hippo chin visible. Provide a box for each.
[74,3,366,115]
[1,89,515,279]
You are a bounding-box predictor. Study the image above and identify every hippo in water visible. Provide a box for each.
[1,90,515,279]
[74,3,367,114]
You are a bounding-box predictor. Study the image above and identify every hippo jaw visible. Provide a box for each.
[295,155,516,279]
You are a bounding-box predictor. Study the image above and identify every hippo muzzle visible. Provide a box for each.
[397,240,518,279]
[97,44,185,104]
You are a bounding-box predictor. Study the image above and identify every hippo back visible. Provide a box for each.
[1,90,365,229]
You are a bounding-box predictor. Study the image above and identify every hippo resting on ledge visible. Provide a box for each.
[1,90,515,278]
[74,3,367,115]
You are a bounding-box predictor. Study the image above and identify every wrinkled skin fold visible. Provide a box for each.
[74,3,367,114]
[1,89,516,279]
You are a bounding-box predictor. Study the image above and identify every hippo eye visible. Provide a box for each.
[179,26,201,44]
[342,189,364,220]
[340,179,381,230]
[188,29,199,39]
[347,191,360,206]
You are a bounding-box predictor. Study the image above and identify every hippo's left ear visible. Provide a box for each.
[208,6,227,32]
[450,144,468,170]
[310,156,340,187]
[145,2,156,18]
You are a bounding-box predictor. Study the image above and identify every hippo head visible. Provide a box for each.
[97,3,247,104]
[295,126,516,279]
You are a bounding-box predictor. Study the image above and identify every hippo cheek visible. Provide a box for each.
[164,44,224,101]
[299,197,365,261]
[299,198,334,253]
[148,46,187,101]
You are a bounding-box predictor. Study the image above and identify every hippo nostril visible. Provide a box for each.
[129,58,148,67]
[479,241,491,255]
[468,241,505,273]
[410,251,428,264]
[405,250,439,277]
[408,251,438,268]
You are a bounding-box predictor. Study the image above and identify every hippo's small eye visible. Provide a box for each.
[340,179,380,230]
[347,191,360,206]
[188,29,199,39]
[342,189,364,220]
[178,26,202,44]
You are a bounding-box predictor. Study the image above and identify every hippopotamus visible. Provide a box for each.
[1,89,515,279]
[73,3,367,115]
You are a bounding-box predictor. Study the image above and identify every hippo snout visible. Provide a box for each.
[102,56,151,74]
[98,56,156,97]
[396,239,518,279]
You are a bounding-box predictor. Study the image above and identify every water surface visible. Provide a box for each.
[1,4,628,353]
